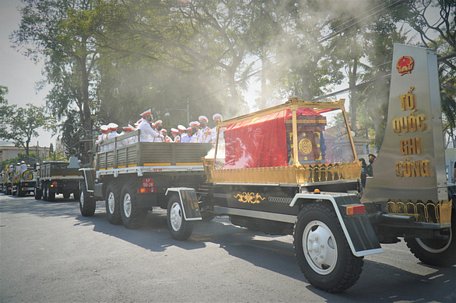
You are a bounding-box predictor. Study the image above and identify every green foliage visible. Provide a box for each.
[10,0,455,153]
[0,103,53,156]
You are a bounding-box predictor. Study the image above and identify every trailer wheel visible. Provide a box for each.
[120,184,147,229]
[34,188,42,200]
[105,184,121,224]
[405,209,456,266]
[167,193,193,240]
[294,203,363,293]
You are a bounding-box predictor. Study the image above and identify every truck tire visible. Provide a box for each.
[405,208,456,266]
[34,188,42,200]
[48,186,56,202]
[73,191,80,201]
[167,193,193,240]
[105,184,122,225]
[79,183,96,217]
[63,192,70,200]
[42,183,49,201]
[294,203,364,293]
[120,184,147,229]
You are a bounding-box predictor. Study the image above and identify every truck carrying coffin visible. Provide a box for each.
[77,44,454,295]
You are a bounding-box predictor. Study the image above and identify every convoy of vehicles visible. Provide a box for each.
[2,44,455,293]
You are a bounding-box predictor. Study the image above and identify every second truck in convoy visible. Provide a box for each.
[79,44,455,293]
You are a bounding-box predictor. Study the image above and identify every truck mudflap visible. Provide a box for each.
[79,168,95,193]
[165,188,202,221]
[290,193,383,257]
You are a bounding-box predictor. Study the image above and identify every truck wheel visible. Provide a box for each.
[48,186,56,202]
[120,184,147,229]
[73,191,80,201]
[405,209,456,266]
[34,188,42,200]
[294,203,364,293]
[79,183,96,217]
[63,193,70,200]
[42,184,48,201]
[105,184,122,225]
[167,193,193,240]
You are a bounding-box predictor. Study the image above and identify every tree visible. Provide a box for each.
[392,0,455,146]
[0,86,15,139]
[0,103,51,156]
[12,0,102,163]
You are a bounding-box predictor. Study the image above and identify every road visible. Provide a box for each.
[1,194,455,303]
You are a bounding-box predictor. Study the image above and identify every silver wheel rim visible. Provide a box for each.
[108,192,115,214]
[303,220,338,275]
[80,191,85,208]
[123,193,132,218]
[170,202,183,231]
[416,228,452,253]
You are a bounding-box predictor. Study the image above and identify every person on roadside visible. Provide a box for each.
[366,153,376,177]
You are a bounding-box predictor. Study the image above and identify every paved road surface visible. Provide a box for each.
[1,194,455,302]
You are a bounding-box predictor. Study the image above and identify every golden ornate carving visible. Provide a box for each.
[386,200,452,224]
[234,192,266,204]
[298,138,313,155]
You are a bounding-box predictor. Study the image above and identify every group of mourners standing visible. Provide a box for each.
[96,109,223,146]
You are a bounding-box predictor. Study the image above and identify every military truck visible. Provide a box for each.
[80,44,454,293]
[35,161,82,201]
[13,168,36,197]
[79,130,212,228]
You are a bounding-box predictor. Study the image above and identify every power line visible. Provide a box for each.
[318,0,405,43]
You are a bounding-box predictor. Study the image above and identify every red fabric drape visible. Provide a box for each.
[224,110,288,168]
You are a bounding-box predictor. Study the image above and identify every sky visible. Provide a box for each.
[0,0,52,147]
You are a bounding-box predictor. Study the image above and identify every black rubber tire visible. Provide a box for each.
[79,182,96,217]
[120,184,147,229]
[63,192,70,200]
[167,193,193,240]
[48,186,55,202]
[405,208,456,267]
[73,191,80,201]
[294,203,364,293]
[42,183,48,201]
[105,183,122,225]
[34,188,42,200]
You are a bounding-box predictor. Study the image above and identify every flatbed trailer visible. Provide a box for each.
[202,45,454,292]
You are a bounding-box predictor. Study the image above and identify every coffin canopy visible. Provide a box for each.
[223,107,333,169]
